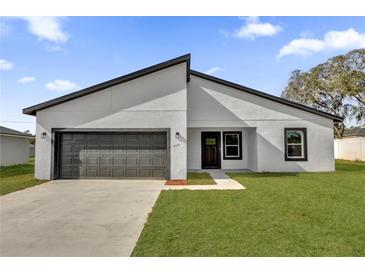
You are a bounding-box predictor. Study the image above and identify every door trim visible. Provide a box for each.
[201,131,221,169]
[51,128,170,180]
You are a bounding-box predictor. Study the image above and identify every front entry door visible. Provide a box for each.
[201,132,221,169]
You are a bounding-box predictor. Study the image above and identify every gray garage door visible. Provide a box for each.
[58,132,168,179]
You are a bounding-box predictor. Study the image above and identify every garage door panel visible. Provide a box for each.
[126,146,138,153]
[86,134,98,142]
[126,134,139,144]
[100,134,113,143]
[86,144,99,152]
[112,134,125,143]
[62,134,73,141]
[139,146,153,153]
[113,157,124,165]
[99,156,113,165]
[61,167,82,178]
[99,145,113,153]
[139,158,152,166]
[62,144,72,153]
[60,168,72,177]
[59,132,168,179]
[126,157,139,166]
[152,157,165,166]
[72,144,84,153]
[152,169,165,178]
[99,169,113,177]
[85,168,98,177]
[125,168,138,177]
[140,134,153,144]
[153,145,166,153]
[112,168,124,177]
[139,168,152,177]
[61,156,72,165]
[113,145,125,153]
[153,134,165,144]
[85,156,98,165]
[73,134,85,141]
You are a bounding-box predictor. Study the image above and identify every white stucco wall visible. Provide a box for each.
[35,63,187,179]
[0,135,30,166]
[247,128,258,171]
[187,75,335,172]
[334,137,365,161]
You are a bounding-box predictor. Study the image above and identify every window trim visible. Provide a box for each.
[223,131,242,160]
[284,128,308,161]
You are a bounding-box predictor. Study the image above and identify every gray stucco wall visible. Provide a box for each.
[0,135,30,166]
[35,63,187,180]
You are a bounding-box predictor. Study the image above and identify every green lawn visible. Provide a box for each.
[133,160,365,256]
[187,172,216,185]
[0,158,48,195]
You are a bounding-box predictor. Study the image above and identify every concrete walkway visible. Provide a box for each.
[164,170,246,190]
[1,180,165,256]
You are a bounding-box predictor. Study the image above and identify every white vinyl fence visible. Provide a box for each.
[334,137,365,161]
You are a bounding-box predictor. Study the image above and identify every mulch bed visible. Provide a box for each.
[165,180,188,186]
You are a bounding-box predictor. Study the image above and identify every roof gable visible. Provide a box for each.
[23,54,191,116]
[190,70,343,122]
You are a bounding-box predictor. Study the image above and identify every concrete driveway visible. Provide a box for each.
[0,180,165,256]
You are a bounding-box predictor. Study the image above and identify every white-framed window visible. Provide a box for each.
[223,131,242,160]
[285,128,307,161]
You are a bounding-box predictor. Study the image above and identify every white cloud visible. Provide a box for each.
[204,67,223,75]
[233,17,282,40]
[18,76,35,83]
[279,28,365,58]
[0,59,14,70]
[21,17,69,43]
[45,80,80,92]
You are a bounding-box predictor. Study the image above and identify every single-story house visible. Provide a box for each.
[23,54,343,180]
[0,126,34,166]
[334,126,365,161]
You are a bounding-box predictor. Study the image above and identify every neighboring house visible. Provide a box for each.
[23,54,343,180]
[0,126,34,166]
[334,127,365,161]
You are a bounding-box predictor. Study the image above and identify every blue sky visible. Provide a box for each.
[1,16,365,133]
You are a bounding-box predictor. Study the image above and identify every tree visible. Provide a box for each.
[281,49,365,138]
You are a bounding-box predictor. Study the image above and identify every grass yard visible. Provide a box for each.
[0,158,48,195]
[187,172,216,185]
[133,160,365,256]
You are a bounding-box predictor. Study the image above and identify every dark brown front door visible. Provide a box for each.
[201,132,221,169]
